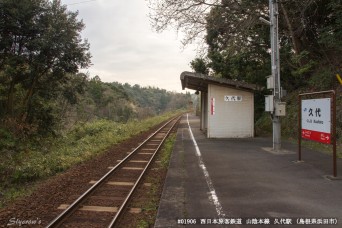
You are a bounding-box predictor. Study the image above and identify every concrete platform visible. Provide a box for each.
[155,114,342,227]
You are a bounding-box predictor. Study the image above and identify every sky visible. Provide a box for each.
[60,0,197,93]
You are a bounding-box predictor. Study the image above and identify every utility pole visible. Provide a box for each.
[270,0,282,151]
[261,0,286,152]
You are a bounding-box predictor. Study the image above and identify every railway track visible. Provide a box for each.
[46,116,181,227]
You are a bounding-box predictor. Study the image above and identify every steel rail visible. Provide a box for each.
[108,116,180,227]
[46,115,180,228]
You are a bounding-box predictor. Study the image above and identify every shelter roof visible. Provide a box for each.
[180,71,261,92]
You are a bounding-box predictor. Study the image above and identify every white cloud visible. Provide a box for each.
[61,0,197,92]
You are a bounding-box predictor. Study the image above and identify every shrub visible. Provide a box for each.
[0,128,16,149]
[308,67,335,91]
[6,112,180,184]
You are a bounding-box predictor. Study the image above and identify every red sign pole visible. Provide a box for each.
[298,95,302,161]
[332,91,337,177]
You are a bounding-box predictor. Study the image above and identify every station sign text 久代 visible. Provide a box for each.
[301,98,331,144]
[224,96,242,102]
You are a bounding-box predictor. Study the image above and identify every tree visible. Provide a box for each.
[148,0,334,55]
[190,58,209,74]
[148,0,268,47]
[151,0,341,90]
[0,0,91,134]
[148,0,218,46]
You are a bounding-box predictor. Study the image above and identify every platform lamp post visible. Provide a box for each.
[260,0,285,152]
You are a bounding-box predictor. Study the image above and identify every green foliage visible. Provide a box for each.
[137,220,149,228]
[88,76,105,104]
[183,0,341,95]
[255,113,272,137]
[316,0,342,50]
[0,185,33,208]
[0,111,183,208]
[203,1,271,86]
[0,0,91,136]
[254,91,267,124]
[120,82,189,117]
[2,112,179,186]
[0,0,189,140]
[190,58,209,74]
[290,51,317,78]
[308,67,336,91]
[160,133,176,168]
[0,128,16,149]
[71,78,190,125]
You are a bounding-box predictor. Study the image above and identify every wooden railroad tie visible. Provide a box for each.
[57,204,141,213]
[122,167,144,170]
[89,180,151,187]
[146,144,159,146]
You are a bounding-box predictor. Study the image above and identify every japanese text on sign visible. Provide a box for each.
[301,98,331,144]
[224,95,242,102]
[210,98,215,115]
[176,217,338,225]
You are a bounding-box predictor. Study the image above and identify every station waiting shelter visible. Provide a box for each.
[180,71,260,138]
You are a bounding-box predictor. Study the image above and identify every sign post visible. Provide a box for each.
[298,91,337,177]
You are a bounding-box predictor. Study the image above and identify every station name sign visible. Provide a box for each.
[224,95,242,102]
[301,98,331,144]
